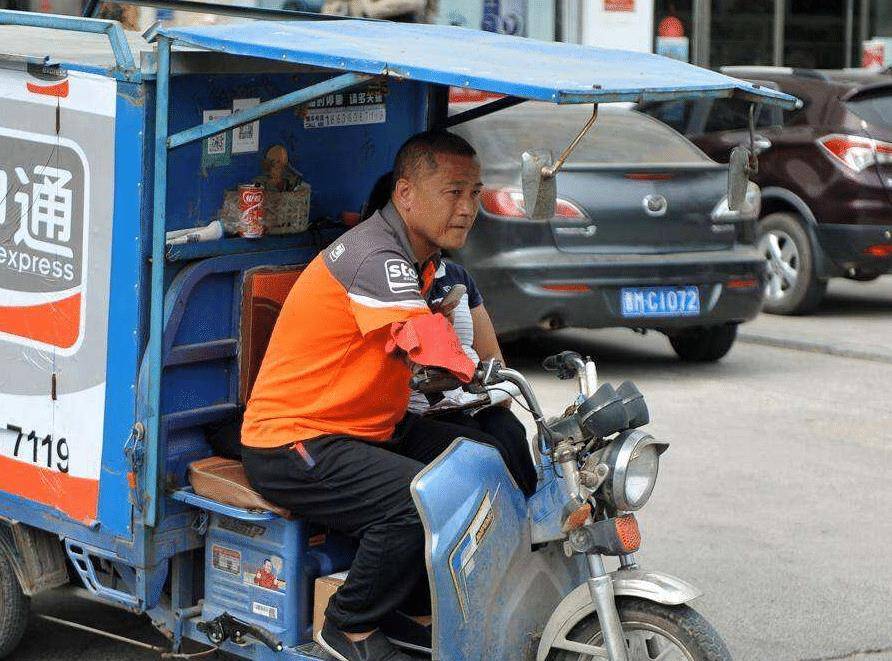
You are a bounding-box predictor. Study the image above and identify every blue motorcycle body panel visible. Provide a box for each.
[412,439,586,660]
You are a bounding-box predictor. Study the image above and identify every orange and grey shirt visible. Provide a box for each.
[241,203,437,449]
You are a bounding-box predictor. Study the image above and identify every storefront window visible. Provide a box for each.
[784,0,845,69]
[710,0,774,68]
[873,1,892,37]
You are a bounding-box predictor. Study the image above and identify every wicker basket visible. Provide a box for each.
[220,183,311,235]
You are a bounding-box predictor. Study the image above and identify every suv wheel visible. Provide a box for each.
[668,324,737,362]
[757,212,827,315]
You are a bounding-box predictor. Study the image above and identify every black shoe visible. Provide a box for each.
[316,619,415,661]
[380,611,433,654]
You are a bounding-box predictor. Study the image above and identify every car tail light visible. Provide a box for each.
[625,172,674,181]
[480,187,586,220]
[864,244,892,257]
[540,283,591,292]
[817,134,892,172]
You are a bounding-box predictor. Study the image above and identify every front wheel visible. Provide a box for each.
[547,598,731,661]
[0,548,28,659]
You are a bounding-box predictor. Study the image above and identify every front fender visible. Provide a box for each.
[535,569,702,661]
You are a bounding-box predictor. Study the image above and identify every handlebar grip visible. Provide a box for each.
[410,367,464,394]
[542,351,583,378]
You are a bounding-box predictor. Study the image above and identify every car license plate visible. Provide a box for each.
[620,286,700,318]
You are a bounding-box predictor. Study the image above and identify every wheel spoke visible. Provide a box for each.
[654,647,675,661]
[768,274,782,299]
[626,632,650,658]
[778,260,797,286]
[767,233,783,261]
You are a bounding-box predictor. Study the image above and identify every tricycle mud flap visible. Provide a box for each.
[411,438,587,661]
[535,569,702,660]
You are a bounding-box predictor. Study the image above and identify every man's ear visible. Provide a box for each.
[393,176,413,211]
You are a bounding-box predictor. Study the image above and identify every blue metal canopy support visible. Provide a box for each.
[146,35,171,528]
[167,72,374,149]
[0,9,136,73]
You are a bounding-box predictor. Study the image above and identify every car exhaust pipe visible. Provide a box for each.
[539,315,565,331]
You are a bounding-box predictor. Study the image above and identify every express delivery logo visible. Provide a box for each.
[0,128,89,354]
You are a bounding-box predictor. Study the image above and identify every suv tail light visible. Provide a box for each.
[817,134,892,172]
[480,187,586,220]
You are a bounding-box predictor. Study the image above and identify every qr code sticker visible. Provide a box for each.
[207,132,226,155]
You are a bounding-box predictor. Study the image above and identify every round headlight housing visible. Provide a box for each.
[601,430,668,511]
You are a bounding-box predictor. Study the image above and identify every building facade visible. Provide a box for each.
[558,0,892,69]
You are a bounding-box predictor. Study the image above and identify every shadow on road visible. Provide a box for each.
[502,329,672,369]
[811,290,892,317]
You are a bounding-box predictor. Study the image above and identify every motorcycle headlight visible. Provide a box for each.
[602,430,669,511]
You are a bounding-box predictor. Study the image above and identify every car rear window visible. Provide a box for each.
[846,90,892,130]
[452,102,713,176]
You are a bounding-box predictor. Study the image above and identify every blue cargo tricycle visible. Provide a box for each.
[0,4,795,659]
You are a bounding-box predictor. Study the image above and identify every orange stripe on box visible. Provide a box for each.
[0,454,98,523]
[0,293,81,348]
[26,79,70,98]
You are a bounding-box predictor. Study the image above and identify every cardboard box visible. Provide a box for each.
[313,572,348,638]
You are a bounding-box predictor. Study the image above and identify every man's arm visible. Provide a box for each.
[471,304,504,364]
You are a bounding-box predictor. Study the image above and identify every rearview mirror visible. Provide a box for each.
[521,150,557,220]
[727,146,751,211]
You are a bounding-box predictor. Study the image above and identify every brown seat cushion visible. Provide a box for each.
[188,456,290,518]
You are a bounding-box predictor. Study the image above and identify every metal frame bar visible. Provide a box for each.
[86,0,359,22]
[167,72,373,149]
[773,0,785,67]
[0,9,135,72]
[146,36,170,527]
[442,95,526,128]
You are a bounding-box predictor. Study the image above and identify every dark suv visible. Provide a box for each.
[638,68,892,314]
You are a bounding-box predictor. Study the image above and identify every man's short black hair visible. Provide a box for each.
[392,130,477,188]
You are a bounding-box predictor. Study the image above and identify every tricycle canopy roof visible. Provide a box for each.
[157,19,798,109]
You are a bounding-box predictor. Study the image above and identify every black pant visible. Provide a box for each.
[241,411,536,633]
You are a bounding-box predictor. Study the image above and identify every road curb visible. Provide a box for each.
[738,332,892,365]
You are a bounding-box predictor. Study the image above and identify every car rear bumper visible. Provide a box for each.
[466,246,768,336]
[817,224,892,274]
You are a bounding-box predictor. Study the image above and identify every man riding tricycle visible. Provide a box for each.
[0,3,796,659]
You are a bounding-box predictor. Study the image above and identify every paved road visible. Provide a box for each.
[739,276,892,363]
[14,278,892,661]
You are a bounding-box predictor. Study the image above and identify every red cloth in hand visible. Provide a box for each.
[385,313,476,383]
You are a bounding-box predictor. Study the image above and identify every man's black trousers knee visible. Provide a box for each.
[241,412,536,633]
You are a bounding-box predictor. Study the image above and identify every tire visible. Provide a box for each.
[547,598,731,661]
[668,324,737,362]
[757,212,827,315]
[0,549,28,659]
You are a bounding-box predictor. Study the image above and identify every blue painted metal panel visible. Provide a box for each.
[167,72,373,149]
[158,19,798,109]
[171,489,277,521]
[412,439,586,660]
[96,82,147,540]
[203,515,304,648]
[162,72,427,233]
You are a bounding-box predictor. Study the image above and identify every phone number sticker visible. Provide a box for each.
[303,106,386,129]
